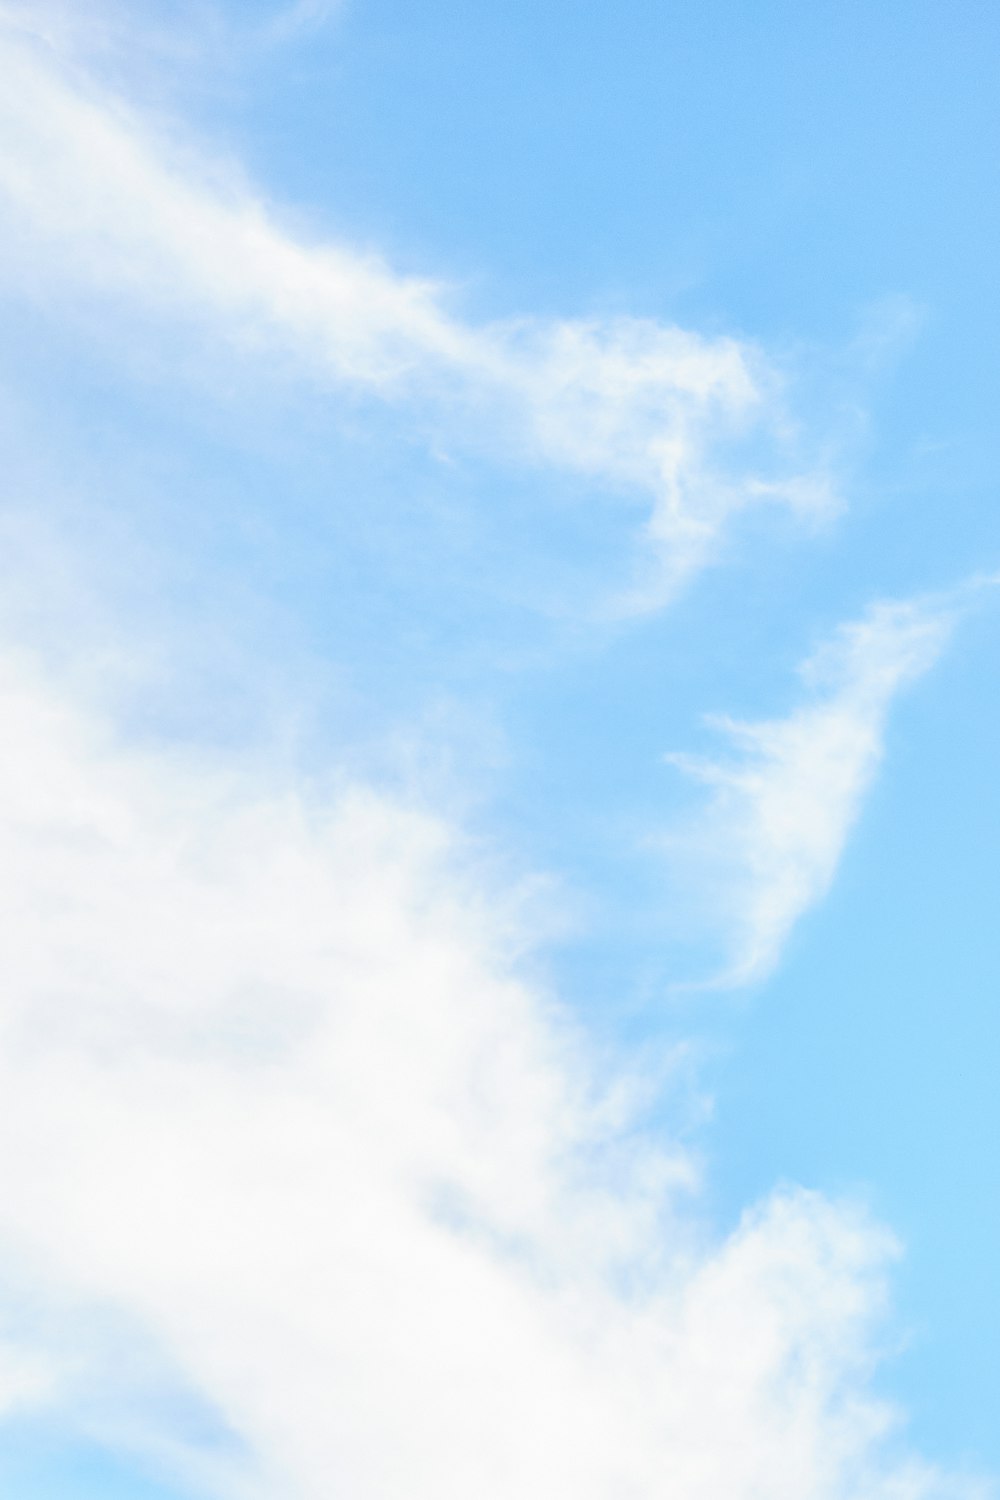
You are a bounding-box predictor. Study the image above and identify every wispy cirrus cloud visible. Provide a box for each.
[0,13,833,609]
[666,594,958,986]
[0,643,978,1500]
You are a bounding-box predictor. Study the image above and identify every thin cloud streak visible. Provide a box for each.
[0,15,832,609]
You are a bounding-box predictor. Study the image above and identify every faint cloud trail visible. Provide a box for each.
[259,0,344,42]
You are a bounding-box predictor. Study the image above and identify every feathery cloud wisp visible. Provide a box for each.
[667,597,955,986]
[0,15,832,608]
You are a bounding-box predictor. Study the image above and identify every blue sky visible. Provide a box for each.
[0,1,998,1496]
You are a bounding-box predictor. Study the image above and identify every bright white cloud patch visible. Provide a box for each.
[0,645,976,1500]
[0,12,831,607]
[667,598,954,985]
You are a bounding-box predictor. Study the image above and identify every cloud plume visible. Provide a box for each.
[0,644,977,1500]
[0,10,831,607]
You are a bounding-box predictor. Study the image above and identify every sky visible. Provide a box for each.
[0,1,998,1497]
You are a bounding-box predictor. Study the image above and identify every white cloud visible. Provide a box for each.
[0,643,980,1500]
[666,596,955,986]
[0,14,832,608]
